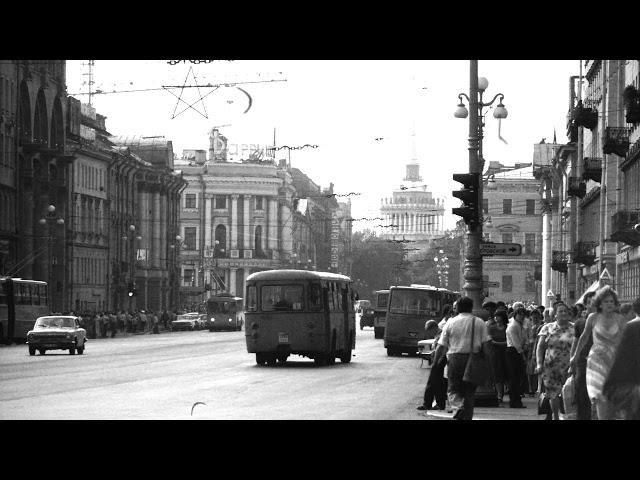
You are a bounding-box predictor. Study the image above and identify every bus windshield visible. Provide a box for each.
[207,301,237,314]
[389,289,440,315]
[261,285,304,312]
[376,292,389,309]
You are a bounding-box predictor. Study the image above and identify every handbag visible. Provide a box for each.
[462,315,491,386]
[538,392,551,415]
[562,375,576,416]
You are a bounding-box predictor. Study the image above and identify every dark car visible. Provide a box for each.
[26,316,87,356]
[359,305,375,330]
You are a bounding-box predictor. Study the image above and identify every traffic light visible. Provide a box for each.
[452,173,480,225]
[128,282,137,297]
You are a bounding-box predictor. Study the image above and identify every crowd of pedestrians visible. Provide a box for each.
[418,286,640,420]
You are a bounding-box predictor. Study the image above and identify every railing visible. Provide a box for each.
[583,157,602,183]
[610,210,640,247]
[573,241,597,266]
[567,177,586,198]
[603,127,631,157]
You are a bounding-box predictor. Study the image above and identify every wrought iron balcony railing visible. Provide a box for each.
[572,101,599,130]
[552,250,569,273]
[603,127,631,158]
[583,157,602,183]
[573,241,597,266]
[567,176,586,198]
[610,210,640,247]
[623,85,640,125]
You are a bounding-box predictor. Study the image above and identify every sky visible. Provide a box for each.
[65,60,579,232]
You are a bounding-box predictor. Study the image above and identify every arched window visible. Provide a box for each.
[33,89,48,145]
[254,225,262,254]
[50,97,64,149]
[215,225,226,256]
[18,82,31,143]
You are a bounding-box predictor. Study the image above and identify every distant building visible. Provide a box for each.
[482,164,542,304]
[379,161,445,258]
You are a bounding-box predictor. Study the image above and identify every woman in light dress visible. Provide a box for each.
[569,286,626,420]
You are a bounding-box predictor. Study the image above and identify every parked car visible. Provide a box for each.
[170,313,206,331]
[26,316,87,356]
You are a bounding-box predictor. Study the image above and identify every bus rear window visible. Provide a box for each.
[377,293,389,309]
[309,283,322,311]
[389,290,439,315]
[246,286,257,312]
[261,285,304,312]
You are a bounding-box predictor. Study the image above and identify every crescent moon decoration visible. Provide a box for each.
[235,87,253,114]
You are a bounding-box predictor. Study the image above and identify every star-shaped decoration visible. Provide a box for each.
[163,66,219,119]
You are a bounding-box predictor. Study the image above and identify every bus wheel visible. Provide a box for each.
[314,356,327,366]
[29,346,36,356]
[266,354,277,366]
[39,349,46,355]
[386,348,397,357]
[340,341,353,363]
[277,354,288,364]
[374,327,381,339]
[256,353,266,365]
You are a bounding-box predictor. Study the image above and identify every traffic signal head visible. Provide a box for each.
[452,173,480,225]
[128,282,137,297]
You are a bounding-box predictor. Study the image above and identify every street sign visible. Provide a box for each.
[480,242,522,256]
[599,267,612,285]
[483,281,500,288]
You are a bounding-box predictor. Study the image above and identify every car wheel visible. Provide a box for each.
[29,346,36,356]
[69,347,76,355]
[77,341,85,355]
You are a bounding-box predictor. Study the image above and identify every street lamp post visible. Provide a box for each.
[169,234,187,309]
[454,60,508,314]
[122,224,142,311]
[38,204,65,313]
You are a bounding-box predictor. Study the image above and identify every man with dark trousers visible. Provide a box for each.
[505,306,527,408]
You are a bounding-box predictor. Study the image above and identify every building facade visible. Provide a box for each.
[482,164,542,304]
[175,129,350,307]
[534,60,640,307]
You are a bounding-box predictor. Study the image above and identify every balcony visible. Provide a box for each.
[552,251,568,273]
[623,85,640,125]
[610,211,640,247]
[572,100,599,130]
[582,157,602,183]
[603,127,631,158]
[567,177,586,198]
[573,241,597,266]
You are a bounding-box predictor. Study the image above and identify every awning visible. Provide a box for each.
[576,280,600,305]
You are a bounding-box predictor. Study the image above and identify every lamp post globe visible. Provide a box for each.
[454,103,469,118]
[493,102,508,119]
[48,204,56,213]
[478,77,489,91]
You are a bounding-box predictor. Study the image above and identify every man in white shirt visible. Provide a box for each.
[434,296,490,420]
[505,307,527,408]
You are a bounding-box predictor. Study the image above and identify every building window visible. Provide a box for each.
[183,269,194,286]
[526,273,536,292]
[502,233,513,244]
[526,199,536,215]
[525,233,536,255]
[255,196,263,210]
[482,198,489,214]
[502,275,513,293]
[184,227,197,250]
[503,199,512,214]
[185,193,197,209]
[254,225,262,253]
[215,195,227,209]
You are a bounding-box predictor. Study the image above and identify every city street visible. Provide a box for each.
[0,324,541,420]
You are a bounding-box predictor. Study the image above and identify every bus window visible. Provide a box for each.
[33,285,41,305]
[0,282,7,305]
[261,285,304,312]
[246,286,257,312]
[309,283,322,311]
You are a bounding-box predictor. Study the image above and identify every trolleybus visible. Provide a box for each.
[245,270,355,366]
[384,284,459,356]
[0,277,49,343]
[373,289,389,339]
[206,292,244,331]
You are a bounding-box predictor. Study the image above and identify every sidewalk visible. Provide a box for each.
[419,394,544,420]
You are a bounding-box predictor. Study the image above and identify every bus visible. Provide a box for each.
[206,293,244,331]
[0,277,49,343]
[373,289,389,339]
[384,284,459,356]
[245,270,356,366]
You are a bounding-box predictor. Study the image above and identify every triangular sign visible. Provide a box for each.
[546,289,555,298]
[599,268,611,281]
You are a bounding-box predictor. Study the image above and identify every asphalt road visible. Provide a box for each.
[0,324,435,420]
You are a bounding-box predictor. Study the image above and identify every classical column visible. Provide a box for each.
[281,199,292,254]
[231,194,239,250]
[152,189,161,268]
[204,195,212,249]
[268,197,278,250]
[243,194,251,250]
[229,268,237,295]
